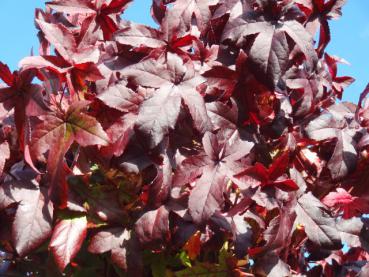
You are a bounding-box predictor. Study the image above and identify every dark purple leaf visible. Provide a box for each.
[296,192,342,249]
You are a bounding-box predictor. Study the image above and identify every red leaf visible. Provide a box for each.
[35,20,77,63]
[322,188,369,218]
[271,179,299,192]
[268,151,290,181]
[0,62,14,86]
[49,216,88,272]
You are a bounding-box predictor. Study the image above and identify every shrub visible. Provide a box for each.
[0,0,368,276]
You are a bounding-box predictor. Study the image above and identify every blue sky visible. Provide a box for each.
[0,0,367,103]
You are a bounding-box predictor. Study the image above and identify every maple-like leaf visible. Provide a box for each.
[322,188,369,219]
[297,0,347,55]
[0,162,53,256]
[115,21,166,49]
[88,227,128,254]
[88,226,144,272]
[222,2,318,87]
[249,204,296,257]
[0,0,364,274]
[0,66,47,117]
[31,100,109,161]
[12,186,53,257]
[19,20,103,95]
[46,0,132,40]
[30,100,108,204]
[174,130,254,224]
[337,217,369,251]
[325,54,355,99]
[161,0,217,36]
[305,107,360,180]
[49,216,88,271]
[134,205,170,244]
[121,53,211,148]
[296,192,342,249]
[206,98,238,132]
[0,66,48,161]
[235,151,299,192]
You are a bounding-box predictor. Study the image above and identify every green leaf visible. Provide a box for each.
[174,262,228,277]
[178,251,192,268]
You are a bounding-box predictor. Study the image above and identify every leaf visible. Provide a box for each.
[135,86,182,148]
[115,22,165,49]
[268,151,290,181]
[0,62,14,86]
[305,109,359,179]
[183,231,201,260]
[188,165,227,224]
[111,233,143,274]
[49,216,88,272]
[12,186,53,256]
[46,0,132,40]
[0,163,35,205]
[88,228,142,273]
[148,151,173,207]
[183,131,254,223]
[123,53,211,148]
[223,13,317,87]
[254,253,290,277]
[67,108,110,147]
[281,20,318,67]
[162,0,215,35]
[35,20,77,63]
[305,112,345,141]
[253,209,296,255]
[322,188,369,219]
[135,205,170,244]
[46,0,95,14]
[235,151,298,192]
[336,217,369,251]
[31,101,109,160]
[0,163,53,256]
[327,131,357,180]
[0,0,360,275]
[88,227,127,254]
[248,24,289,87]
[97,82,142,113]
[296,192,342,249]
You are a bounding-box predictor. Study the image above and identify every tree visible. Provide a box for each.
[0,0,368,276]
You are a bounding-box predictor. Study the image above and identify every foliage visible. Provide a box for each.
[0,0,368,276]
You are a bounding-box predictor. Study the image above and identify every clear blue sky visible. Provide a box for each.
[0,0,367,103]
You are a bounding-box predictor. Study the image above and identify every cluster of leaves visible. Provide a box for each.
[0,0,369,276]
